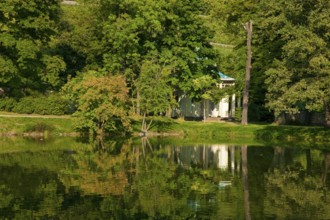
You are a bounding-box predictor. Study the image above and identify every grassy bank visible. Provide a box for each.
[132,117,330,147]
[1,113,330,147]
[0,112,75,136]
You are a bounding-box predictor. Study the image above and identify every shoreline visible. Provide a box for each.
[1,113,330,147]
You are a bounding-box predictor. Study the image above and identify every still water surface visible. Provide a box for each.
[0,137,329,219]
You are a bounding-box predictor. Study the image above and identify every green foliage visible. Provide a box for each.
[204,0,270,122]
[0,97,17,111]
[138,60,173,115]
[248,102,274,122]
[12,96,35,114]
[40,55,67,88]
[3,0,330,126]
[2,137,330,219]
[235,107,242,122]
[254,125,330,148]
[24,122,55,133]
[97,0,217,112]
[0,0,66,95]
[256,0,330,122]
[192,75,216,101]
[265,168,330,219]
[205,0,330,123]
[34,94,73,115]
[64,72,131,135]
[53,3,103,75]
[12,94,71,115]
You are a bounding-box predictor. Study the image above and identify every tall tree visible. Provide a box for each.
[206,0,271,122]
[138,59,173,116]
[53,1,103,76]
[0,0,65,96]
[261,0,330,126]
[242,145,251,220]
[97,0,217,115]
[242,21,252,125]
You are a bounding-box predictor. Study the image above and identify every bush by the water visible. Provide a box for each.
[24,122,55,132]
[0,97,17,111]
[5,94,73,115]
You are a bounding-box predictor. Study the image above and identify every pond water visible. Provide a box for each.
[0,137,329,219]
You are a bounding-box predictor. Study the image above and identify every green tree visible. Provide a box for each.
[205,0,273,122]
[0,0,66,96]
[97,0,217,115]
[192,75,216,120]
[261,0,330,126]
[53,1,103,76]
[265,169,330,219]
[138,59,173,116]
[64,72,131,136]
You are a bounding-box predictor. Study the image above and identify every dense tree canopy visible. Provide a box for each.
[1,0,330,128]
[206,0,330,125]
[260,0,330,126]
[97,0,217,110]
[0,0,65,96]
[64,71,131,135]
[137,59,173,115]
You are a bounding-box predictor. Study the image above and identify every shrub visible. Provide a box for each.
[33,94,72,115]
[12,94,73,115]
[24,122,55,132]
[13,96,36,114]
[235,107,242,122]
[0,97,17,111]
[64,73,131,136]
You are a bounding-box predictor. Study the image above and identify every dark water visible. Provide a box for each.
[0,137,329,219]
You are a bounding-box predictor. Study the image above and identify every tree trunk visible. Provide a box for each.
[324,100,330,128]
[322,152,330,184]
[242,145,251,220]
[140,112,153,136]
[242,21,253,125]
[135,146,139,176]
[166,107,172,118]
[271,147,285,171]
[137,89,141,116]
[306,149,311,175]
[203,100,206,122]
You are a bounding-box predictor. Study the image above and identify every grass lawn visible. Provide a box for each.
[1,112,330,148]
[131,116,330,147]
[0,112,75,135]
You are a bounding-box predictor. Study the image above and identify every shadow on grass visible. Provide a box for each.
[254,125,330,148]
[150,120,179,132]
[131,117,179,133]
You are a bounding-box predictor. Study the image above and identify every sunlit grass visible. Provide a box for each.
[1,113,330,148]
[0,136,89,154]
[0,115,75,135]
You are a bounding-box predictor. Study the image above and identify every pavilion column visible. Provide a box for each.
[231,94,236,117]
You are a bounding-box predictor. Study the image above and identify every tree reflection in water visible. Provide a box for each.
[264,147,330,219]
[242,145,251,220]
[0,138,329,219]
[322,151,330,184]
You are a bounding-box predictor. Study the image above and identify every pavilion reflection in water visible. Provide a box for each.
[172,145,240,173]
